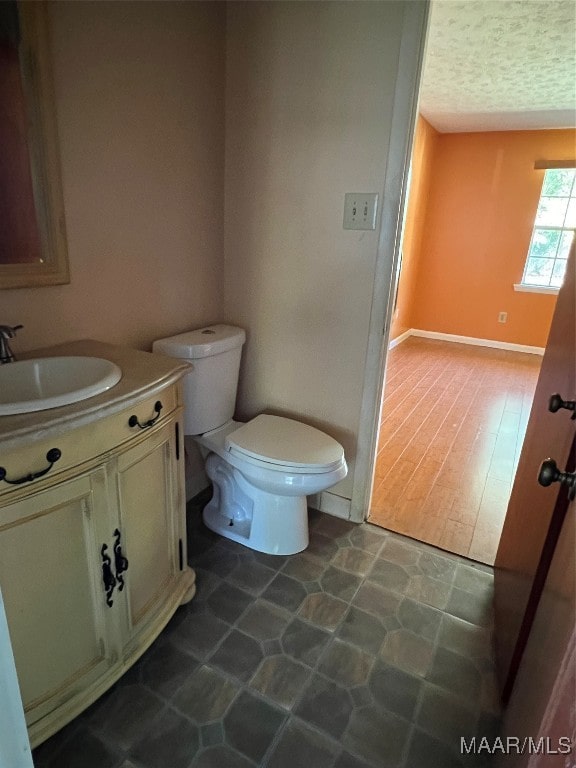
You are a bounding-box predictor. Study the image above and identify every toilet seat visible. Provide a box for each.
[225,414,345,474]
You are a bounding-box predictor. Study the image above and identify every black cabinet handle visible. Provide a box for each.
[548,393,576,419]
[113,528,129,590]
[101,530,129,606]
[0,448,62,485]
[538,458,576,501]
[128,401,163,429]
[101,543,117,607]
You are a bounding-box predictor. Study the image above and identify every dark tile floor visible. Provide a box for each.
[33,494,501,768]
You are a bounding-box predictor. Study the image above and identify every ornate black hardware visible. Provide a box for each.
[128,401,163,429]
[101,543,117,607]
[548,393,576,420]
[538,458,576,501]
[113,528,129,590]
[0,448,62,485]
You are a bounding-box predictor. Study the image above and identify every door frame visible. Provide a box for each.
[0,587,34,768]
[350,0,429,522]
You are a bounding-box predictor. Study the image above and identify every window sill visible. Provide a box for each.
[513,283,560,295]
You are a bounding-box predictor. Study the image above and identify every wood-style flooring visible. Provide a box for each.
[368,336,542,565]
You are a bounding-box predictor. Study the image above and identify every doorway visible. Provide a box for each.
[360,1,574,563]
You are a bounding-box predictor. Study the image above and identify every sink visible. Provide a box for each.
[0,357,122,415]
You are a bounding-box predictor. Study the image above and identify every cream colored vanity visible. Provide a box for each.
[0,340,195,747]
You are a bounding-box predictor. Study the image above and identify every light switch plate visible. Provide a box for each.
[343,192,378,230]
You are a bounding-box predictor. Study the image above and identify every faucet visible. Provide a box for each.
[0,325,23,363]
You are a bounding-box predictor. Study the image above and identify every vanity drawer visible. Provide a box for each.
[0,384,181,498]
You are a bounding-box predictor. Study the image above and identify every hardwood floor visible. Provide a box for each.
[368,336,541,565]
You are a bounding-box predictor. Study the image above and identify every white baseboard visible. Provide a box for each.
[308,491,351,520]
[391,328,545,356]
[388,329,412,349]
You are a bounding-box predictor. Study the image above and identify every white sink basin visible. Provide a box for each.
[0,357,122,415]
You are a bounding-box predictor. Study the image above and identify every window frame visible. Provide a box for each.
[517,167,575,294]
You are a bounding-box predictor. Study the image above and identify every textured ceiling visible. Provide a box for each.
[419,0,576,133]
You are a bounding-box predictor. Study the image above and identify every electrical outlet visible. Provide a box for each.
[498,312,508,323]
[343,193,378,230]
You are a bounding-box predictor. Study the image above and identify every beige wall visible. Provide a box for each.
[224,1,407,499]
[2,0,415,507]
[2,1,225,354]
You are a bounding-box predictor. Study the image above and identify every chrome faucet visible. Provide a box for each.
[0,324,23,364]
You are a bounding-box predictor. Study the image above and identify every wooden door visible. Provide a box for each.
[499,435,575,765]
[494,246,575,695]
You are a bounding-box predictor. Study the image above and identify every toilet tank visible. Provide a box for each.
[153,324,246,435]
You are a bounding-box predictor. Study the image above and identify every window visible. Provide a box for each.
[520,168,575,289]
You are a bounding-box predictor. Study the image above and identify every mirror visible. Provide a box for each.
[0,2,69,288]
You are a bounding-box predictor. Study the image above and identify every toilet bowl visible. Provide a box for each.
[197,415,347,554]
[153,324,347,555]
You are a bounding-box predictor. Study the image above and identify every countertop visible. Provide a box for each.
[0,340,191,451]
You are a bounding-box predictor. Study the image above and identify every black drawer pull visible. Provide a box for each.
[0,448,62,485]
[128,401,162,429]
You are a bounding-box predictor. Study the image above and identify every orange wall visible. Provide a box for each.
[390,115,438,340]
[394,125,576,348]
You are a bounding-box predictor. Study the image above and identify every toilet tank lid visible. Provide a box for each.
[153,324,246,359]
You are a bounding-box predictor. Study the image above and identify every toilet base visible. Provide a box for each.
[202,454,309,555]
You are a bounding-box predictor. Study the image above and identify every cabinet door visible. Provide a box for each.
[0,469,119,728]
[115,418,184,656]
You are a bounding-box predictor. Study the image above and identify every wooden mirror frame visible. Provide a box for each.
[0,2,69,289]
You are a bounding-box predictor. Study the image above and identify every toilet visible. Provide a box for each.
[153,324,347,555]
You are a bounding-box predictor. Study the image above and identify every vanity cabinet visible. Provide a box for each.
[116,418,187,659]
[0,342,195,748]
[0,469,118,729]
